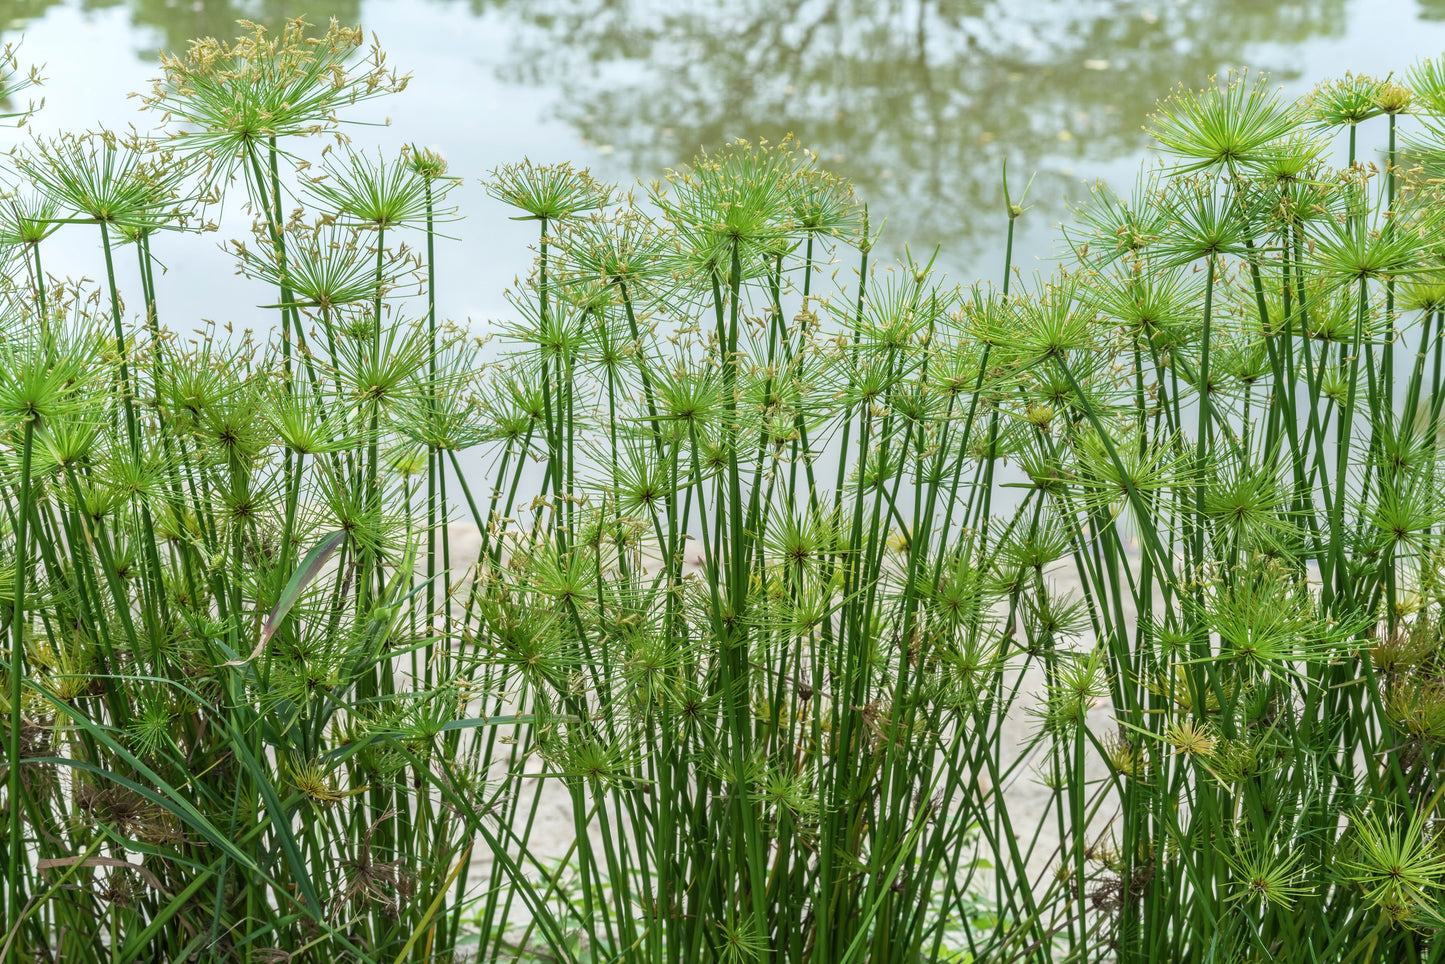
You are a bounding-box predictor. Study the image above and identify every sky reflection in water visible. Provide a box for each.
[1,0,1444,323]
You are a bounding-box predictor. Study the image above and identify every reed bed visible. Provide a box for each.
[4,19,1445,964]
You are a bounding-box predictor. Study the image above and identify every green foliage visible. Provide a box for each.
[8,19,1445,964]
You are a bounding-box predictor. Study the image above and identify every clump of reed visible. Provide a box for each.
[5,18,1445,964]
[0,20,510,961]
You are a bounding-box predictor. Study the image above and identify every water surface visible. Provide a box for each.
[3,0,1444,325]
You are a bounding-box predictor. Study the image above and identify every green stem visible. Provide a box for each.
[7,417,35,933]
[99,220,140,457]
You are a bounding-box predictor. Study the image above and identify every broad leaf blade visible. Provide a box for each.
[227,530,346,665]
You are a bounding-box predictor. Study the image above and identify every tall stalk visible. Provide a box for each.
[6,418,34,936]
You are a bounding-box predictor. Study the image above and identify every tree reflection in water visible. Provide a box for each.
[0,0,1369,280]
[463,0,1350,278]
[78,0,362,54]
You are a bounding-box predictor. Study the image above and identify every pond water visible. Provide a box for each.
[4,0,1445,330]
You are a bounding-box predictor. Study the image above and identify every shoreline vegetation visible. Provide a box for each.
[4,17,1445,963]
